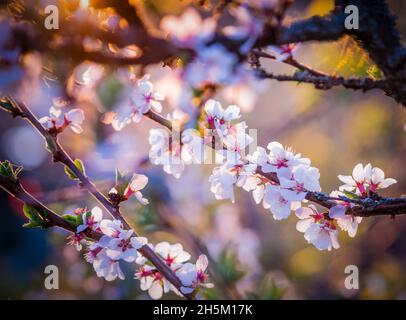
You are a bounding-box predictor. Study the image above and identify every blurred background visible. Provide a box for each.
[0,0,405,299]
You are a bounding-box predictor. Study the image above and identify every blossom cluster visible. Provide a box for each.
[144,97,398,251]
[66,174,213,299]
[47,3,399,296]
[104,75,164,131]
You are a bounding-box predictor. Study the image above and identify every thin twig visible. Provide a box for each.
[6,98,193,300]
[256,68,387,92]
[143,110,406,218]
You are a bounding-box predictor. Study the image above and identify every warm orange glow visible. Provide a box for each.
[80,0,90,8]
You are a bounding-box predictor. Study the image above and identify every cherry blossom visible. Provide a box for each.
[279,165,321,201]
[149,127,206,178]
[296,205,340,251]
[40,106,85,134]
[134,241,199,299]
[123,173,149,204]
[338,163,396,195]
[106,75,164,131]
[77,206,103,233]
[221,122,254,153]
[135,265,170,300]
[203,100,254,154]
[241,175,266,204]
[155,242,191,268]
[223,7,263,53]
[368,166,397,192]
[223,68,268,112]
[67,232,87,251]
[160,8,216,48]
[92,249,125,281]
[176,254,214,295]
[209,164,238,203]
[261,141,310,176]
[268,43,299,62]
[184,44,237,87]
[262,185,299,220]
[204,99,241,134]
[148,128,184,179]
[338,163,371,194]
[329,204,362,238]
[99,219,124,238]
[103,230,146,263]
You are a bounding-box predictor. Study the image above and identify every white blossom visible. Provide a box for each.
[223,7,263,53]
[40,107,85,134]
[262,141,310,176]
[134,241,196,299]
[184,45,237,87]
[177,254,214,294]
[328,191,362,238]
[134,265,169,300]
[279,165,321,201]
[267,43,299,62]
[77,206,103,233]
[368,166,397,192]
[123,173,149,204]
[338,163,397,195]
[92,249,125,281]
[103,230,143,263]
[296,205,340,251]
[262,185,297,220]
[160,8,216,48]
[149,128,184,178]
[108,75,164,131]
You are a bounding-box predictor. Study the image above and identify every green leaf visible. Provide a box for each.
[23,220,46,228]
[76,213,84,226]
[0,97,16,113]
[262,278,285,300]
[115,168,132,196]
[22,204,46,228]
[64,159,86,180]
[343,190,360,199]
[0,160,22,183]
[45,135,58,154]
[217,249,245,284]
[97,75,124,109]
[23,204,42,221]
[63,214,79,226]
[0,160,13,178]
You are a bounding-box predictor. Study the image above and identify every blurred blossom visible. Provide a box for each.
[169,166,211,225]
[223,7,263,54]
[67,62,104,103]
[160,8,216,49]
[205,204,261,272]
[184,44,237,87]
[88,130,146,173]
[223,68,268,112]
[153,68,195,115]
[3,126,48,169]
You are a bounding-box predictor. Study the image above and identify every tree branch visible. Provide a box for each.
[144,110,406,218]
[4,98,193,300]
[0,174,101,240]
[256,68,387,91]
[255,0,406,106]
